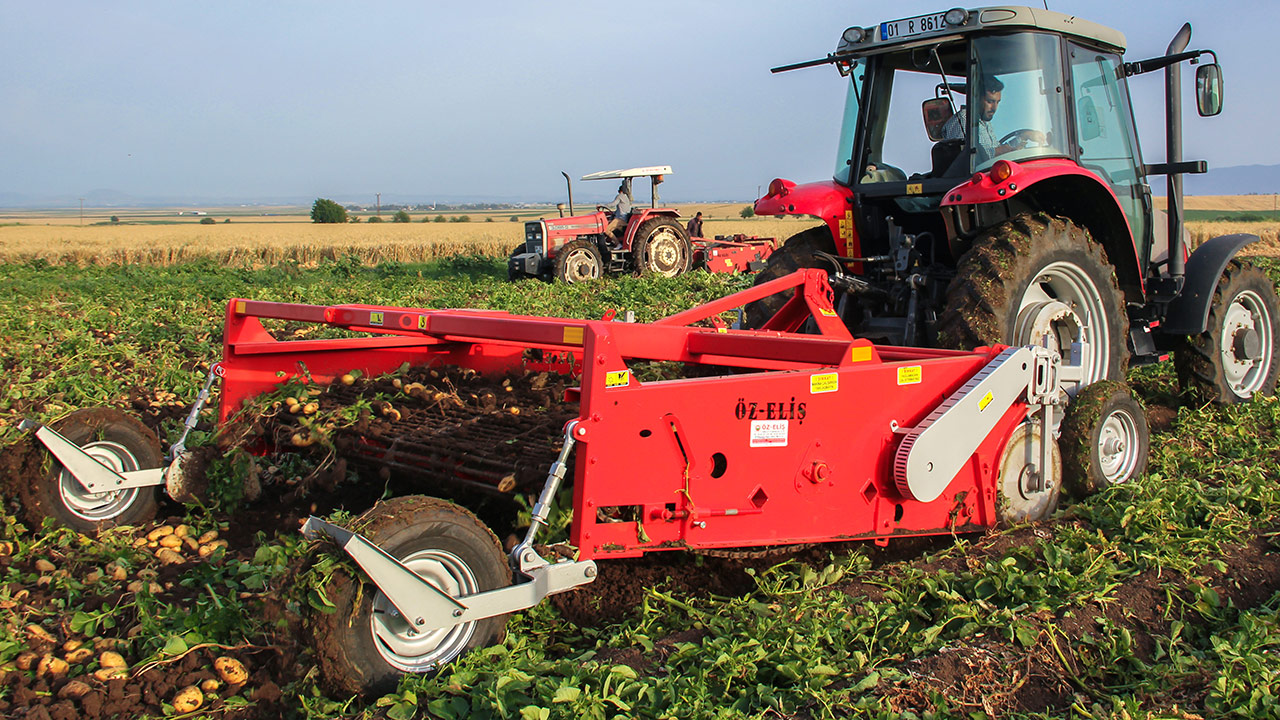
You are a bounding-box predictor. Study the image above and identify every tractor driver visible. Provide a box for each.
[942,75,1046,161]
[603,178,633,242]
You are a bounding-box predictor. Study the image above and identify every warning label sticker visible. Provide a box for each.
[897,366,922,385]
[810,372,839,394]
[369,312,384,326]
[819,308,838,317]
[605,369,630,388]
[750,420,789,448]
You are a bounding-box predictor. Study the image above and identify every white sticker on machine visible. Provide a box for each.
[750,420,789,448]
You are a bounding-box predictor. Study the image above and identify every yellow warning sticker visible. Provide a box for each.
[907,183,923,195]
[369,312,384,326]
[978,391,994,411]
[416,315,428,330]
[605,369,630,388]
[234,300,246,314]
[810,372,838,394]
[724,258,734,267]
[563,326,584,345]
[850,345,874,363]
[897,366,922,385]
[819,308,838,317]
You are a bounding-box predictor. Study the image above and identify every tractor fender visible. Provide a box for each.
[621,209,681,249]
[1159,233,1262,335]
[754,179,857,255]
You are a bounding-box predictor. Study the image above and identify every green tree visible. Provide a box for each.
[367,215,384,223]
[311,198,348,224]
[199,217,216,225]
[392,210,411,223]
[434,215,447,223]
[739,205,755,219]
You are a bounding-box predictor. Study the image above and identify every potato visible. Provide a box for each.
[156,549,184,565]
[283,396,298,407]
[26,624,56,643]
[197,530,219,544]
[200,678,221,693]
[58,680,92,699]
[340,373,355,386]
[62,639,83,653]
[36,654,68,678]
[213,656,249,685]
[174,524,191,538]
[126,580,144,593]
[159,535,183,549]
[146,526,174,542]
[0,541,14,555]
[84,569,103,584]
[99,651,128,669]
[15,651,38,671]
[303,402,319,415]
[171,685,204,713]
[183,536,200,551]
[107,563,128,581]
[34,559,56,573]
[94,666,127,681]
[65,647,94,664]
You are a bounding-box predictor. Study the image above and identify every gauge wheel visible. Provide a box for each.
[1175,259,1280,404]
[632,217,692,277]
[553,239,604,284]
[937,213,1128,395]
[310,495,511,696]
[742,226,837,329]
[996,421,1062,524]
[20,408,162,532]
[1060,380,1150,496]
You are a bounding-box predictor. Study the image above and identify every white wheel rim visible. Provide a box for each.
[1220,289,1273,397]
[58,440,141,521]
[370,549,479,672]
[562,248,600,282]
[645,228,686,277]
[1097,408,1141,484]
[1015,261,1111,391]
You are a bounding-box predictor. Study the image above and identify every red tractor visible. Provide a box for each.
[748,6,1278,405]
[508,166,778,283]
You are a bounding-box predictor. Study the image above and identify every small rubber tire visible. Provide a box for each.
[553,239,604,284]
[310,495,511,696]
[21,408,162,532]
[742,226,837,329]
[1060,380,1150,496]
[1175,259,1280,404]
[632,217,692,277]
[996,421,1061,524]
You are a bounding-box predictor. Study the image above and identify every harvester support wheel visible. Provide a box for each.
[937,213,1128,393]
[742,226,837,329]
[1175,259,1280,403]
[310,495,511,696]
[1060,380,1149,496]
[22,408,162,531]
[996,421,1061,524]
[554,239,604,283]
[632,217,692,277]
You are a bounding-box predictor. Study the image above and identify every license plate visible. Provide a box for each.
[880,12,948,41]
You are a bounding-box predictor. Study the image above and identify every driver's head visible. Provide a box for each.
[978,75,1005,122]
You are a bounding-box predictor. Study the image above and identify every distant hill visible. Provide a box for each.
[1183,163,1280,197]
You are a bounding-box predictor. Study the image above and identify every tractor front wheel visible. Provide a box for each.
[937,213,1128,392]
[742,226,837,329]
[21,408,162,532]
[1060,380,1149,495]
[1175,260,1280,403]
[632,217,692,277]
[310,496,511,696]
[554,239,604,283]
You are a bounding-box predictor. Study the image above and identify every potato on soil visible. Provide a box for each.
[198,530,219,544]
[99,651,127,669]
[26,624,57,643]
[106,563,128,581]
[172,685,204,713]
[174,524,191,538]
[34,558,56,573]
[214,656,249,685]
[65,647,93,664]
[146,526,175,542]
[15,651,39,671]
[339,373,355,386]
[159,535,183,549]
[37,654,69,678]
[157,548,184,565]
[201,678,221,692]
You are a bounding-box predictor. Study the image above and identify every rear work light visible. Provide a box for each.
[989,160,1014,183]
[768,179,790,197]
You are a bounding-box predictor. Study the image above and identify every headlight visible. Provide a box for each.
[842,26,866,44]
[944,8,969,26]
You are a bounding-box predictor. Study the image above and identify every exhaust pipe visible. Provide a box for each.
[561,171,574,217]
[1166,23,1192,281]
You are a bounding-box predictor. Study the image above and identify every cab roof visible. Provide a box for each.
[836,6,1126,57]
[581,166,673,181]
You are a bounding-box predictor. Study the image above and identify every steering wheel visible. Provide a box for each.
[999,128,1051,149]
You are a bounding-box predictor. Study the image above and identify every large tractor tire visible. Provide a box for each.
[553,239,604,284]
[937,213,1128,390]
[632,217,692,277]
[743,226,837,329]
[1175,259,1280,404]
[311,495,511,696]
[1060,380,1149,496]
[21,408,162,532]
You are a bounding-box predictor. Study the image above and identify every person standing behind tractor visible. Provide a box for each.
[686,211,704,238]
[604,178,633,242]
[942,75,1044,161]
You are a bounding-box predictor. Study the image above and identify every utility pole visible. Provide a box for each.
[79,198,84,225]
[376,193,381,218]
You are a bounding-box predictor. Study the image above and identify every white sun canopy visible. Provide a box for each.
[581,166,673,181]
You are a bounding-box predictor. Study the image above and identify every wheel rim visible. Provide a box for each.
[561,248,601,282]
[369,549,479,673]
[1096,407,1141,484]
[998,424,1059,523]
[643,228,687,277]
[1220,289,1274,397]
[1014,261,1111,390]
[57,440,141,522]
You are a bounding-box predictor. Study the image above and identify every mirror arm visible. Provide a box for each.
[1124,49,1215,77]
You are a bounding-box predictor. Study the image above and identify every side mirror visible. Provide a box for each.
[921,97,954,142]
[1196,63,1223,117]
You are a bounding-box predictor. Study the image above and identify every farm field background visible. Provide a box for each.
[0,204,1278,718]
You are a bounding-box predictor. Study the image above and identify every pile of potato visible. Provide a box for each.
[131,524,227,564]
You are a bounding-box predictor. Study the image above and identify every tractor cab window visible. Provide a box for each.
[856,42,967,185]
[966,33,1070,171]
[833,58,866,186]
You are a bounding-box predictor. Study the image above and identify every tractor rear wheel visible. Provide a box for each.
[996,422,1061,524]
[743,226,837,329]
[310,495,510,696]
[1175,260,1280,404]
[553,239,604,283]
[1060,380,1149,496]
[632,217,692,277]
[21,408,162,532]
[937,213,1128,392]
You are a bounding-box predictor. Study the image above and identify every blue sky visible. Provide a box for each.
[2,1,1275,205]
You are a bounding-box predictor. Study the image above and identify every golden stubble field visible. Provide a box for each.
[1,198,1276,266]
